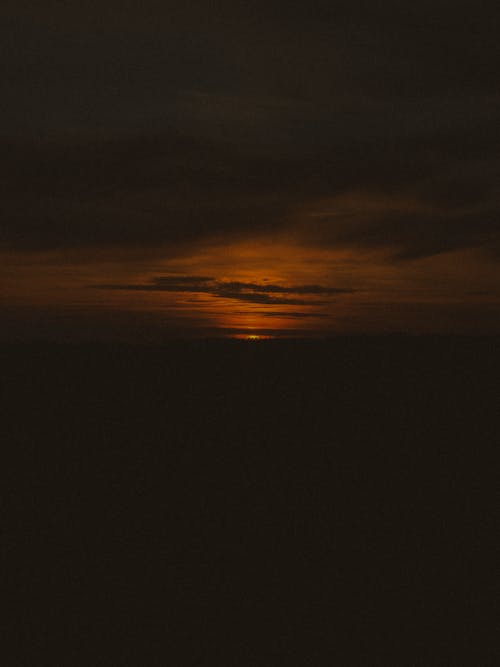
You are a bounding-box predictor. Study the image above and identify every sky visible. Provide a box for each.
[2,0,500,339]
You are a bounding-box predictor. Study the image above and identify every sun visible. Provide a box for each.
[232,333,274,341]
[244,334,276,341]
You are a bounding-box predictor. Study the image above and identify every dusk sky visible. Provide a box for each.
[2,1,500,339]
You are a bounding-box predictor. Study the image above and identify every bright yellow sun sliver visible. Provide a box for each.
[232,333,274,340]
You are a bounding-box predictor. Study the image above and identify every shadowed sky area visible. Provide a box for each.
[2,0,500,338]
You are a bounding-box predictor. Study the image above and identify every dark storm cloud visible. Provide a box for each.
[92,276,353,306]
[2,1,500,259]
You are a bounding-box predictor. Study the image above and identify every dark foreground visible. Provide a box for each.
[2,337,498,665]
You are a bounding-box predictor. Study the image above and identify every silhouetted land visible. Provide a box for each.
[2,337,498,665]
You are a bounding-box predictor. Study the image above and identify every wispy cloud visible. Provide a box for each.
[91,275,354,306]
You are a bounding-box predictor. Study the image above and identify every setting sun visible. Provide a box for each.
[232,333,274,341]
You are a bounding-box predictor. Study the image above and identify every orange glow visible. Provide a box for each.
[2,229,500,337]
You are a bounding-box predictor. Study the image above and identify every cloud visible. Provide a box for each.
[91,275,354,306]
[1,1,499,263]
[244,311,330,319]
[210,281,353,295]
[2,122,499,262]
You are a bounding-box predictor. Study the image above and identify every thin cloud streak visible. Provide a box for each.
[91,275,355,306]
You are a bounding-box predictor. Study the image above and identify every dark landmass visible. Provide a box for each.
[2,337,498,665]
